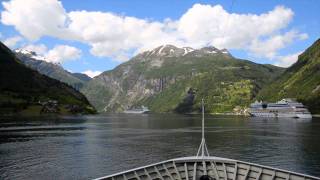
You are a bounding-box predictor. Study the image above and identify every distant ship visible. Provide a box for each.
[249,99,312,118]
[123,106,150,114]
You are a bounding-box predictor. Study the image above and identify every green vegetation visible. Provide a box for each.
[135,55,283,113]
[82,47,284,113]
[0,42,96,115]
[81,81,113,111]
[257,39,320,114]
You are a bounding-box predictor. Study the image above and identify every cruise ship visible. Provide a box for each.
[123,106,150,114]
[249,99,312,118]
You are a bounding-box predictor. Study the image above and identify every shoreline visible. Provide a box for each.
[1,112,319,117]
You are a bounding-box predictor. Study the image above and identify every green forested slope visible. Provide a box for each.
[257,39,320,114]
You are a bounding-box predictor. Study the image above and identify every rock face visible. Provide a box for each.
[72,73,92,82]
[15,49,91,90]
[82,44,284,113]
[0,42,96,115]
[258,38,320,114]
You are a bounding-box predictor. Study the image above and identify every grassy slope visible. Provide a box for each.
[138,56,283,113]
[0,42,96,115]
[257,39,320,114]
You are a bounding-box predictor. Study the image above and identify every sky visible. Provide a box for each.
[0,0,319,78]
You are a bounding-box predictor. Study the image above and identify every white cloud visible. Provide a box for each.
[249,30,308,58]
[45,45,82,63]
[67,11,178,59]
[176,4,307,58]
[3,35,22,48]
[82,70,102,78]
[22,44,81,63]
[178,4,293,48]
[22,44,48,54]
[1,0,308,62]
[274,51,303,67]
[1,0,69,41]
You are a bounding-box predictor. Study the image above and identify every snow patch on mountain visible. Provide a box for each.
[158,45,166,55]
[183,47,194,56]
[14,48,61,66]
[221,48,230,54]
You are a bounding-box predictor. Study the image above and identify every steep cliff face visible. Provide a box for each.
[82,45,284,113]
[258,39,320,114]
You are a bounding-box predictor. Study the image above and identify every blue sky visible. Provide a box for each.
[0,0,319,77]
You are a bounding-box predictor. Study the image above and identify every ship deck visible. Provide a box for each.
[95,156,320,180]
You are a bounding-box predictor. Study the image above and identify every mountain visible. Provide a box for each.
[14,49,91,90]
[257,39,320,114]
[82,44,284,113]
[0,42,96,115]
[72,73,91,82]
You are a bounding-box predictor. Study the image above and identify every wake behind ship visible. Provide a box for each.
[249,99,312,118]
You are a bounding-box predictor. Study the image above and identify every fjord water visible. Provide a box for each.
[0,114,320,179]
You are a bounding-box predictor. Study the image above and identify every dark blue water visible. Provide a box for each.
[0,114,320,179]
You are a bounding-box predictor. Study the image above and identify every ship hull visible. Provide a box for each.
[249,112,277,118]
[249,112,312,119]
[296,113,313,119]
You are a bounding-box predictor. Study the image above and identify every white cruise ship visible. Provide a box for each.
[123,106,150,114]
[249,99,312,118]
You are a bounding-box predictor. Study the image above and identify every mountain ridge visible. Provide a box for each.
[136,44,231,59]
[14,49,91,90]
[82,44,284,113]
[0,41,95,115]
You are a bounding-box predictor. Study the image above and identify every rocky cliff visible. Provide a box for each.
[82,45,284,113]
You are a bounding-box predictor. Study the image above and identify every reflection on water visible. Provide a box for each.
[0,114,320,179]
